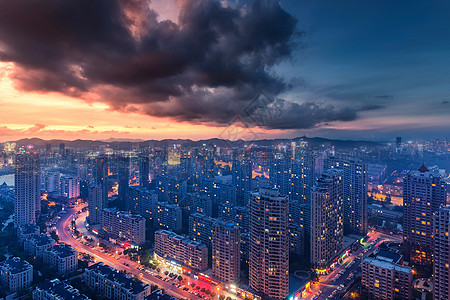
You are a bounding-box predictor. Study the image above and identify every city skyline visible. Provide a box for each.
[0,0,449,142]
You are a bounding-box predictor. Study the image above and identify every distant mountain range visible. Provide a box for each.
[11,136,382,150]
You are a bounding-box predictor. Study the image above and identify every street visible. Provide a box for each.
[56,204,202,300]
[303,230,402,300]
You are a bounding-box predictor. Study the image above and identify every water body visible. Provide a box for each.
[0,174,14,187]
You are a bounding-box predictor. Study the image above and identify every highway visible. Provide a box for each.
[55,204,201,300]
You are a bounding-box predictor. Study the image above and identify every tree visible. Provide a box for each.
[211,292,216,297]
[219,295,225,300]
[205,289,211,295]
[164,270,169,276]
[156,268,161,273]
[191,283,196,288]
[201,287,206,293]
[178,275,183,281]
[50,231,59,242]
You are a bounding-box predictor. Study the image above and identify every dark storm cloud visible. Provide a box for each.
[0,0,378,129]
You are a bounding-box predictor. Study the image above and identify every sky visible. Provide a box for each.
[0,0,449,142]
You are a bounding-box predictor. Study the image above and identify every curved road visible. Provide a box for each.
[56,205,199,300]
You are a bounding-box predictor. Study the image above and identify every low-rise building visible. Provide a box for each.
[33,278,90,300]
[84,262,151,300]
[368,204,402,220]
[100,208,146,246]
[0,257,33,292]
[154,230,208,271]
[24,234,55,257]
[361,251,412,299]
[17,223,40,242]
[43,244,78,276]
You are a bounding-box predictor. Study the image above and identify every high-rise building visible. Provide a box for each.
[154,230,208,271]
[189,193,212,216]
[139,155,150,189]
[43,170,60,194]
[154,202,182,232]
[118,155,130,200]
[94,156,108,206]
[60,176,80,199]
[127,186,158,219]
[249,188,289,300]
[100,208,146,246]
[326,158,368,235]
[361,251,412,299]
[14,153,40,228]
[433,206,450,300]
[212,221,240,283]
[403,164,447,265]
[310,169,344,271]
[87,184,103,224]
[189,213,218,250]
[232,158,252,205]
[58,143,65,156]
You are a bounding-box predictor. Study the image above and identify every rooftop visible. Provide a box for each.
[87,262,149,295]
[0,257,32,274]
[47,244,77,258]
[36,279,90,300]
[30,234,55,246]
[144,289,178,300]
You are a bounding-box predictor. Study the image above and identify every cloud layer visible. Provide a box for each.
[0,0,379,130]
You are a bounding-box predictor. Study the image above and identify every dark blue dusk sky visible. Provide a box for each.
[277,0,450,140]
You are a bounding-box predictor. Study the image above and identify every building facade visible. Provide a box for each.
[154,230,208,271]
[33,278,89,300]
[88,184,103,224]
[0,257,33,292]
[212,221,240,283]
[43,244,78,276]
[361,252,412,299]
[403,164,447,265]
[310,169,344,271]
[154,202,182,232]
[14,153,40,227]
[85,262,151,300]
[100,208,146,246]
[249,188,289,300]
[60,176,80,199]
[24,234,55,257]
[433,206,450,300]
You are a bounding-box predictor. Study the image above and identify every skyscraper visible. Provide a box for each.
[310,169,344,271]
[403,164,447,265]
[212,220,240,283]
[326,158,368,235]
[433,206,450,299]
[14,152,40,228]
[232,158,252,205]
[249,188,289,300]
[139,155,150,189]
[87,184,103,224]
[117,155,130,200]
[94,156,108,206]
